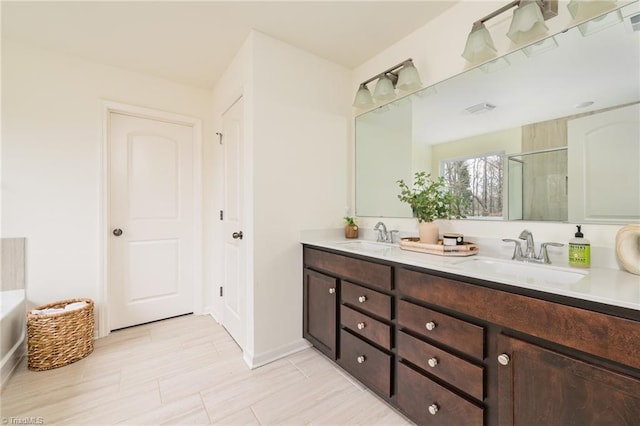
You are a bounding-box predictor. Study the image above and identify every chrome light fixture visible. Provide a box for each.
[522,35,558,56]
[462,23,497,63]
[396,62,423,91]
[353,83,374,108]
[462,0,558,63]
[352,59,422,108]
[568,0,617,22]
[507,1,552,44]
[575,8,623,36]
[373,74,396,101]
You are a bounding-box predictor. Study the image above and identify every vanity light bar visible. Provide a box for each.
[352,59,422,108]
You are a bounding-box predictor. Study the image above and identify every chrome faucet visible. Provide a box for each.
[374,221,389,242]
[503,229,564,264]
[519,229,536,260]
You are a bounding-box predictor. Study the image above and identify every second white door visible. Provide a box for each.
[109,112,195,330]
[221,97,246,349]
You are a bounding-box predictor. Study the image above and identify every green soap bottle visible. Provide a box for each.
[569,225,590,268]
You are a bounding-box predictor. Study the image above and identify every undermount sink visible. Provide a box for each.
[334,240,396,254]
[452,258,588,285]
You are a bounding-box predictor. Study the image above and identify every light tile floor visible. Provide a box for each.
[1,314,412,425]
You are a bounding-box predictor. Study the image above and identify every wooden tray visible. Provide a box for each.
[399,237,478,257]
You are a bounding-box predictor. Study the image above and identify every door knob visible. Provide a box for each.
[112,228,123,237]
[232,231,243,240]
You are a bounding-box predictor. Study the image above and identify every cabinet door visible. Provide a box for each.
[303,268,337,359]
[497,334,640,426]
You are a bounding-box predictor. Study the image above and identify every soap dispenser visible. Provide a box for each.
[569,225,591,268]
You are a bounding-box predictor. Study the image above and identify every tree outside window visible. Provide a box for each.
[441,153,504,218]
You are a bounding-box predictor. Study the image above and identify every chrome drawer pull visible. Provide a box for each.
[425,321,437,331]
[428,403,439,415]
[357,322,366,330]
[498,353,511,366]
[328,288,336,294]
[427,357,438,368]
[358,295,367,303]
[356,355,366,364]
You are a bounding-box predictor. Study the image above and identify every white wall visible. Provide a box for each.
[210,31,351,366]
[352,0,634,254]
[1,40,213,331]
[251,31,351,362]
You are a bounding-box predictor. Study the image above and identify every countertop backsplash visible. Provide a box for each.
[305,221,622,270]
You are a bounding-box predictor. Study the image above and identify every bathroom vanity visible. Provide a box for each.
[302,242,640,425]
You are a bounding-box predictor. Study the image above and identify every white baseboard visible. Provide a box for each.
[1,339,25,390]
[243,338,312,369]
[203,308,221,323]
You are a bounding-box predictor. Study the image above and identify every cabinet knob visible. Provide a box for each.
[328,288,336,294]
[498,353,511,366]
[357,322,366,330]
[356,355,366,364]
[358,295,367,303]
[425,321,437,331]
[428,403,439,415]
[427,357,438,368]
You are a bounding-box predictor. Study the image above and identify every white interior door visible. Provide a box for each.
[109,112,195,330]
[221,97,246,349]
[568,103,640,222]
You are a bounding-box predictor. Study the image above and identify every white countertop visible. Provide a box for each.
[301,231,640,313]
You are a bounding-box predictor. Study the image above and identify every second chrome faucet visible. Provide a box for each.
[503,229,563,264]
[374,221,399,243]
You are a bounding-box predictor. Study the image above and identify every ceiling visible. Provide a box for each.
[1,1,458,89]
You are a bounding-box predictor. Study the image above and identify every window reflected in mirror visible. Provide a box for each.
[441,153,504,219]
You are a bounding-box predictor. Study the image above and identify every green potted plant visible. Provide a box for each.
[397,171,463,244]
[343,216,359,239]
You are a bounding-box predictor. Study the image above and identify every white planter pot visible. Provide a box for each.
[418,221,439,244]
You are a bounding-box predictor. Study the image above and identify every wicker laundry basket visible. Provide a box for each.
[27,298,95,371]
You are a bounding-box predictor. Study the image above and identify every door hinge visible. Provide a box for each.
[219,286,223,297]
[219,210,224,220]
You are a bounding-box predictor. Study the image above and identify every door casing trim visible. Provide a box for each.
[99,101,203,338]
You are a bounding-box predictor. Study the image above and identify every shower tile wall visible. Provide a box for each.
[522,118,569,221]
[1,238,26,291]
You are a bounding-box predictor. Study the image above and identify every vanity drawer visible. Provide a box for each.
[341,305,391,350]
[339,330,391,397]
[304,247,392,290]
[398,331,484,401]
[398,299,484,360]
[342,281,391,320]
[397,362,484,426]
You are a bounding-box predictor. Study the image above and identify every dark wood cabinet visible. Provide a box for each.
[302,268,337,359]
[341,305,392,350]
[342,281,391,319]
[339,330,392,397]
[497,334,640,426]
[398,331,484,401]
[397,362,484,426]
[397,299,485,360]
[302,244,640,426]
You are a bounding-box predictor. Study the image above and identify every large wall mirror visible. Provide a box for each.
[355,3,640,224]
